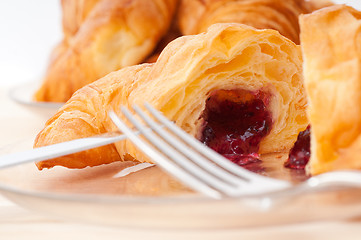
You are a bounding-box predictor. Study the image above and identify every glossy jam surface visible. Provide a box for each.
[201,89,272,168]
[285,125,311,170]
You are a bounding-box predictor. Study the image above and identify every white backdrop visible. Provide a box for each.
[0,0,359,86]
[0,0,61,86]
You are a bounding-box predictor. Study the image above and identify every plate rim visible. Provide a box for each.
[8,81,64,109]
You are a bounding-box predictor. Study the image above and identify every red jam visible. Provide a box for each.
[201,89,272,168]
[285,125,311,169]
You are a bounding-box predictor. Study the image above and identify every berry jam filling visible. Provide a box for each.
[285,125,311,170]
[201,89,272,168]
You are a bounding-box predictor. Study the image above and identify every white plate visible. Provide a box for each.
[3,1,361,229]
[8,81,63,109]
[0,138,361,230]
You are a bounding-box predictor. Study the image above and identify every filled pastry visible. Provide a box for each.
[33,0,179,102]
[177,0,333,44]
[34,23,308,170]
[299,5,361,175]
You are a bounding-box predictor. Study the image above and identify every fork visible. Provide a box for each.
[108,103,292,199]
[109,103,361,199]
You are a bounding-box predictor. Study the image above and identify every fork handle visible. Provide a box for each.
[0,131,126,169]
[266,170,361,199]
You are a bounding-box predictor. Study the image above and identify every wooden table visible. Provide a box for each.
[1,85,361,240]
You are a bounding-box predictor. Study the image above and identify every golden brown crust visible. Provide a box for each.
[34,23,308,170]
[177,0,333,44]
[300,5,361,174]
[34,0,179,102]
[61,0,101,41]
[35,64,153,169]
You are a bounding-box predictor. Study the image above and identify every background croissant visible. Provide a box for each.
[34,0,179,102]
[33,0,331,103]
[177,0,333,44]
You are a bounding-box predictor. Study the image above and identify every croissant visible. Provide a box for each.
[177,0,333,44]
[300,5,361,175]
[34,23,308,170]
[33,0,179,103]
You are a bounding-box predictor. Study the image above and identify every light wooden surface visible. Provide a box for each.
[1,85,361,240]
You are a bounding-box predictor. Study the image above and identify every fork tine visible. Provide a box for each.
[108,110,223,199]
[117,106,244,196]
[132,104,248,187]
[143,103,270,181]
[143,102,291,190]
